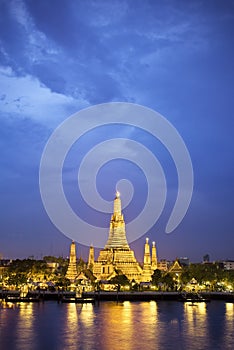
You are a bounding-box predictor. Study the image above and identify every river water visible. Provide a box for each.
[0,300,233,350]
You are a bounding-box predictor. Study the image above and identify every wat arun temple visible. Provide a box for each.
[67,192,158,283]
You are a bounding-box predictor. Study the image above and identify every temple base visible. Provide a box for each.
[93,248,143,283]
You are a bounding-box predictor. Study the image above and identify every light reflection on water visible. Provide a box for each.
[15,303,34,350]
[183,302,208,350]
[0,300,233,350]
[224,303,234,349]
[62,303,79,350]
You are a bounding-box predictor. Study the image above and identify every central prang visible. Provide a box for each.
[88,192,157,283]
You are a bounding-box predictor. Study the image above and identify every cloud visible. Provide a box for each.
[0,66,88,127]
[0,0,233,259]
[0,0,218,108]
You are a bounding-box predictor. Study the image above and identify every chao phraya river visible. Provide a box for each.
[0,300,233,350]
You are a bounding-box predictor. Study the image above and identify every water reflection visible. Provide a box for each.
[224,303,234,349]
[80,303,94,327]
[99,301,133,350]
[0,300,17,309]
[63,303,79,350]
[142,300,158,325]
[97,301,160,350]
[79,303,96,349]
[183,301,207,346]
[62,302,96,350]
[226,302,234,318]
[15,303,34,350]
[0,300,233,350]
[139,301,158,341]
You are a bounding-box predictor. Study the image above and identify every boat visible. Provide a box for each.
[4,296,40,303]
[61,297,95,304]
[179,292,210,303]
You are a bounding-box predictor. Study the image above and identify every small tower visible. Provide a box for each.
[151,241,158,271]
[141,238,152,282]
[66,241,78,282]
[88,245,94,271]
[144,237,151,265]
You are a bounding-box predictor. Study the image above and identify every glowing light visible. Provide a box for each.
[15,303,34,348]
[226,302,234,317]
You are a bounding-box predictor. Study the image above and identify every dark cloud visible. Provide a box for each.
[0,0,234,260]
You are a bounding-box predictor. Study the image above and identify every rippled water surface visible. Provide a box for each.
[0,300,233,350]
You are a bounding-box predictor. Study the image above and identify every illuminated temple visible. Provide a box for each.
[89,192,158,283]
[66,241,78,282]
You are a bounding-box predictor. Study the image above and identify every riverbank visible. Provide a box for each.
[1,290,234,302]
[84,291,234,302]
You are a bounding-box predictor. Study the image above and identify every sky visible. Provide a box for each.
[0,0,234,263]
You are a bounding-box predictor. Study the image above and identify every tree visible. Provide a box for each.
[180,268,191,285]
[151,269,162,286]
[161,273,175,290]
[55,276,71,288]
[110,274,130,286]
[6,273,27,287]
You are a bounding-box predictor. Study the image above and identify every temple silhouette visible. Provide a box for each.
[66,192,159,283]
[89,192,158,282]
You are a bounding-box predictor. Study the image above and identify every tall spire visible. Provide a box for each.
[88,245,94,271]
[105,192,129,249]
[66,241,78,281]
[141,237,152,282]
[114,191,121,215]
[143,237,151,265]
[151,241,158,270]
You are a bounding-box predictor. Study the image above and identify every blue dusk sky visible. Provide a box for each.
[0,0,234,262]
